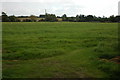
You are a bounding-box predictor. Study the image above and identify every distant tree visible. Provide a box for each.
[57,16,61,18]
[29,15,37,22]
[109,15,116,22]
[115,16,120,22]
[2,12,9,22]
[9,15,16,22]
[45,14,57,22]
[17,16,29,18]
[39,15,45,18]
[79,15,86,22]
[68,17,75,22]
[102,16,109,22]
[62,14,68,21]
[92,15,98,21]
[1,11,119,22]
[86,15,94,21]
[75,15,80,22]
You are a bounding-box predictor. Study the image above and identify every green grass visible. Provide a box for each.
[2,22,120,78]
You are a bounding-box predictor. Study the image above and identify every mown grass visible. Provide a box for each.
[2,22,120,78]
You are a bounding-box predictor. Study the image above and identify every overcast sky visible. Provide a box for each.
[0,0,120,17]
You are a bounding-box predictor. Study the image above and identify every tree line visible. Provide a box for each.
[1,12,120,22]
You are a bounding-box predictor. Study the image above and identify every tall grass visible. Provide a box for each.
[2,22,119,78]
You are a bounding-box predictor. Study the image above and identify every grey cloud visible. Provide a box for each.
[1,0,119,17]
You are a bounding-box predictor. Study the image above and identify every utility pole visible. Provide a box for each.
[45,9,47,21]
[45,9,47,15]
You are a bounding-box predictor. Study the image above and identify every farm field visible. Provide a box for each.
[2,22,120,78]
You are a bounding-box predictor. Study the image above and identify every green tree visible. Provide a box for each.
[115,16,120,22]
[62,14,67,21]
[68,17,75,22]
[45,14,57,22]
[86,15,94,21]
[109,15,116,22]
[75,15,80,22]
[9,15,16,22]
[79,15,86,22]
[2,12,9,22]
[29,15,37,22]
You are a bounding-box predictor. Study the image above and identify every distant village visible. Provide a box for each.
[17,14,62,22]
[1,11,120,22]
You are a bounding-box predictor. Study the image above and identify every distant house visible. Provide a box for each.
[17,17,45,22]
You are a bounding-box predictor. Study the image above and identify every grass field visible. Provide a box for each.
[2,22,120,78]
